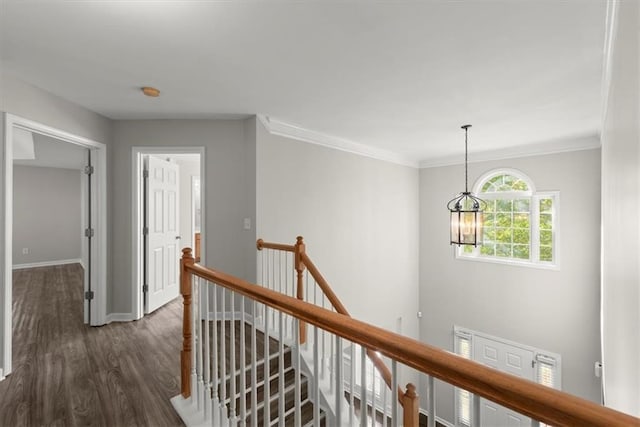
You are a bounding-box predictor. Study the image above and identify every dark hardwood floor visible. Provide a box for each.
[0,264,185,427]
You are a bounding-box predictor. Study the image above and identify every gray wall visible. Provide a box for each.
[256,120,420,339]
[0,72,112,373]
[12,166,82,265]
[600,0,640,416]
[112,119,257,314]
[419,147,602,423]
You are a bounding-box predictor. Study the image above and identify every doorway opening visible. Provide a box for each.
[132,147,205,320]
[2,113,107,377]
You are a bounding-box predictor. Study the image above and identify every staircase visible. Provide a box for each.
[216,320,326,426]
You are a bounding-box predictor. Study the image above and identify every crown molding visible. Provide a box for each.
[419,134,601,168]
[257,115,419,168]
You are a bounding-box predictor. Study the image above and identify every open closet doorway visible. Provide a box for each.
[132,147,204,320]
[2,114,107,377]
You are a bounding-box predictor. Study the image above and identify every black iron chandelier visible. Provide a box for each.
[447,125,486,246]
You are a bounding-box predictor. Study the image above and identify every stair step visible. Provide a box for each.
[211,320,326,426]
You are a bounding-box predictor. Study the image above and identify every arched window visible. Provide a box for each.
[459,169,558,267]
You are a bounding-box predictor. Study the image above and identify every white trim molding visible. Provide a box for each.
[420,134,601,168]
[3,113,108,379]
[105,313,136,323]
[13,258,83,270]
[600,0,620,128]
[258,114,419,168]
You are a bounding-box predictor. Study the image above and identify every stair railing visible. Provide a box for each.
[258,236,410,425]
[175,246,639,427]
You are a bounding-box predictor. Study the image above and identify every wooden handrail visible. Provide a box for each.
[300,250,404,405]
[256,238,296,253]
[181,251,639,427]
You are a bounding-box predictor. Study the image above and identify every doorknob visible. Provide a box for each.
[176,236,181,240]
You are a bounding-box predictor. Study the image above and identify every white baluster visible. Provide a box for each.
[335,336,344,425]
[278,311,285,427]
[220,287,228,422]
[229,291,237,426]
[204,280,211,421]
[391,361,398,426]
[371,354,376,423]
[211,282,220,427]
[240,295,247,426]
[428,375,436,427]
[360,346,367,427]
[313,326,320,427]
[294,318,301,427]
[321,291,326,381]
[250,301,258,427]
[381,359,388,426]
[264,304,271,425]
[350,344,356,426]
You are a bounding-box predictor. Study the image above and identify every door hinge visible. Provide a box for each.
[143,170,149,179]
[143,284,149,293]
[85,290,94,301]
[84,165,94,175]
[143,227,149,236]
[85,228,95,238]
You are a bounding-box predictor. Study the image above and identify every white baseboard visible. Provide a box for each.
[106,313,135,323]
[13,258,83,270]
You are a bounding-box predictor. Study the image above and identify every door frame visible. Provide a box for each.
[131,146,205,320]
[2,113,108,377]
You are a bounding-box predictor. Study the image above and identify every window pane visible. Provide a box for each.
[540,213,552,230]
[484,228,496,242]
[481,243,495,256]
[496,199,513,211]
[512,179,529,191]
[540,230,552,246]
[496,213,512,227]
[540,198,553,213]
[513,244,530,260]
[496,244,511,257]
[463,245,473,254]
[513,213,530,228]
[496,228,512,243]
[513,228,530,244]
[484,213,495,226]
[540,246,553,262]
[514,199,530,212]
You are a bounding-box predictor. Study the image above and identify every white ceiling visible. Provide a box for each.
[0,1,607,166]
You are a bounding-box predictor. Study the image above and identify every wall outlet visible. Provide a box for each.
[22,248,29,255]
[243,218,251,230]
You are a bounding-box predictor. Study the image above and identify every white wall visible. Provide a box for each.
[112,119,256,314]
[256,120,420,339]
[419,147,602,423]
[12,166,82,265]
[0,72,112,375]
[600,0,640,416]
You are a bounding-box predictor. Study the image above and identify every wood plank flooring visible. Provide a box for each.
[0,264,185,427]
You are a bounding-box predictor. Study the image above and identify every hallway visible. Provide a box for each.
[0,264,184,426]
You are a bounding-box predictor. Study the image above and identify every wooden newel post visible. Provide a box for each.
[294,236,307,344]
[402,383,420,427]
[180,247,195,398]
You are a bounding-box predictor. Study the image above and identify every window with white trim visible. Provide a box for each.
[459,169,558,267]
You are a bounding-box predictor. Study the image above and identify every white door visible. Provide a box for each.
[145,155,180,313]
[474,336,535,426]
